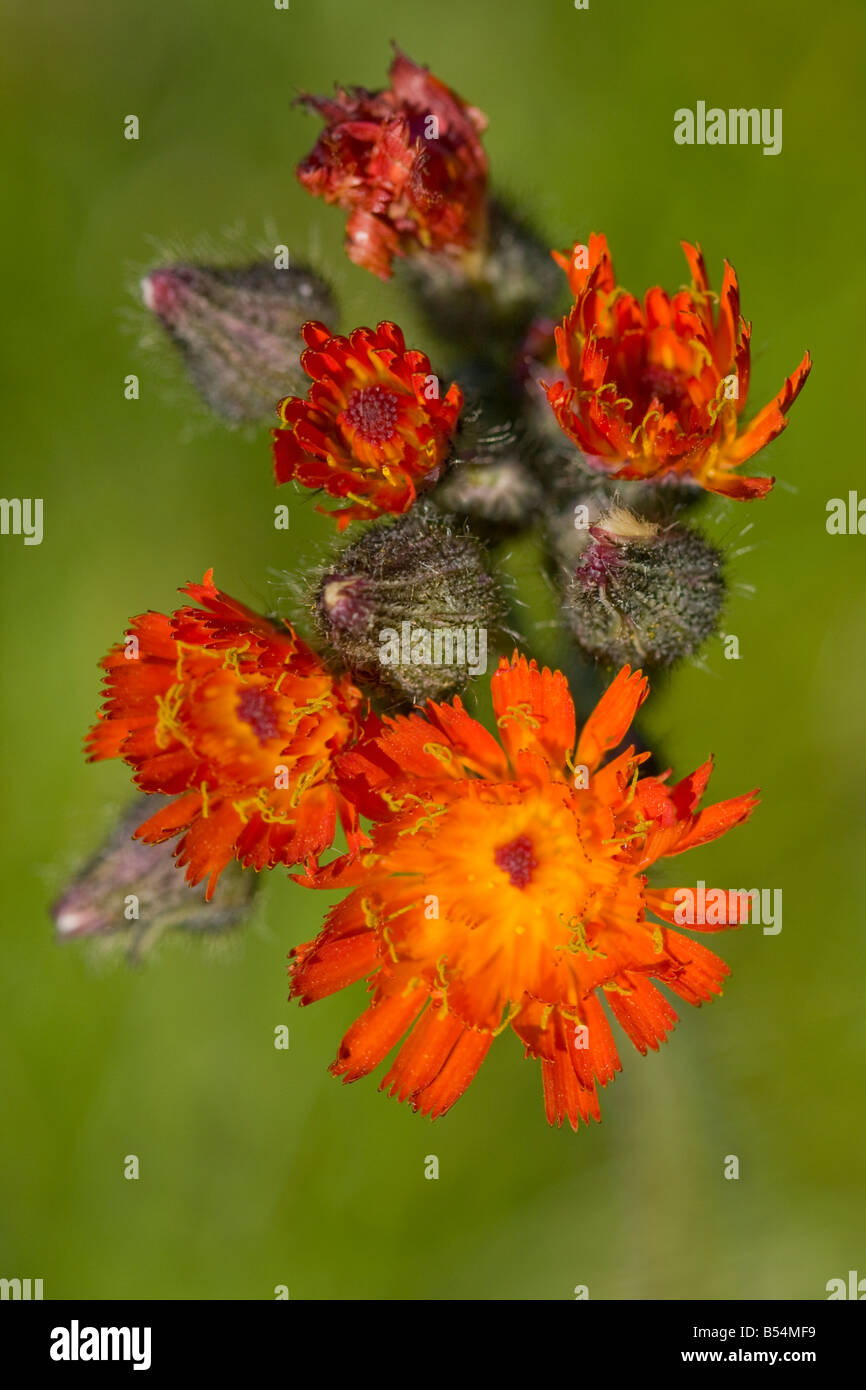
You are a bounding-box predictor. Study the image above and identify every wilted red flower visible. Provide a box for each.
[296,48,489,280]
[290,655,758,1129]
[85,572,364,897]
[544,235,811,499]
[273,319,463,530]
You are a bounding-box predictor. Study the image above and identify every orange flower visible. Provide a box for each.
[544,235,811,499]
[296,48,488,280]
[273,320,463,530]
[290,655,758,1129]
[85,571,363,897]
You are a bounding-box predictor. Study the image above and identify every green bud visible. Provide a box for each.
[313,505,506,704]
[561,507,725,669]
[434,415,542,532]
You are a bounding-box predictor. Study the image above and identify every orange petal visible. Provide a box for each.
[133,791,203,843]
[425,697,510,780]
[512,998,557,1061]
[291,928,379,1005]
[604,974,678,1054]
[670,757,714,816]
[670,789,759,855]
[572,992,622,1087]
[681,241,710,299]
[576,666,649,772]
[380,1004,465,1101]
[172,798,244,900]
[412,1028,493,1119]
[491,652,576,771]
[645,886,740,932]
[331,984,427,1082]
[714,260,741,370]
[540,1037,601,1131]
[707,470,775,500]
[725,349,812,467]
[656,930,729,1005]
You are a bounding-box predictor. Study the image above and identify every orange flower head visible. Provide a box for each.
[85,571,364,898]
[273,320,464,530]
[296,48,489,280]
[544,235,811,499]
[290,654,759,1129]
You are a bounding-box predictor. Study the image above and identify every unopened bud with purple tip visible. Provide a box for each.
[560,506,725,670]
[141,261,335,424]
[312,504,507,704]
[52,796,259,961]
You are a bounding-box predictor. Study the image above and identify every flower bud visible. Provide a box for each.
[434,453,542,532]
[543,469,622,571]
[543,467,689,573]
[433,412,542,531]
[312,504,506,704]
[560,507,725,669]
[141,261,335,423]
[52,796,259,960]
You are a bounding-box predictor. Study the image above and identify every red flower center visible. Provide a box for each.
[494,833,537,889]
[343,386,401,444]
[638,363,686,416]
[236,687,282,743]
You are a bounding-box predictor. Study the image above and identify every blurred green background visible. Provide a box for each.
[2,0,865,1301]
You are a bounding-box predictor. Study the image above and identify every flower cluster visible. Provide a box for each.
[85,615,757,1127]
[77,45,814,1131]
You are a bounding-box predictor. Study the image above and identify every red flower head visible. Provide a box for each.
[290,655,758,1129]
[544,235,811,499]
[85,572,364,897]
[296,48,489,280]
[273,320,463,530]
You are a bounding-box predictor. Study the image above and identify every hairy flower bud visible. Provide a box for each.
[434,453,542,531]
[52,796,259,960]
[141,261,335,423]
[561,507,725,668]
[543,466,690,573]
[434,413,542,531]
[542,469,622,571]
[312,505,506,703]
